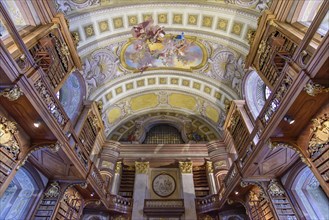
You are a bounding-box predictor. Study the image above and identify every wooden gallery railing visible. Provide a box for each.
[195,194,221,214]
[108,194,133,214]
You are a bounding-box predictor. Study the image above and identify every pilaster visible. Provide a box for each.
[179,161,197,220]
[132,161,149,220]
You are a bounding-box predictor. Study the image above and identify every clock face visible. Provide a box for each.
[152,173,176,197]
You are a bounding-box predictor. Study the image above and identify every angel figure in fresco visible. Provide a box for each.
[131,17,165,44]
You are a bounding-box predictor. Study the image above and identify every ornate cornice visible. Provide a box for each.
[135,161,149,174]
[179,161,193,174]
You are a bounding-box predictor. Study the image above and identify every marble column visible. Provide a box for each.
[206,161,217,194]
[132,161,149,220]
[179,161,197,220]
[111,161,122,194]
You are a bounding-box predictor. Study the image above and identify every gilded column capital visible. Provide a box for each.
[179,161,193,174]
[206,161,213,173]
[135,161,149,174]
[115,161,122,174]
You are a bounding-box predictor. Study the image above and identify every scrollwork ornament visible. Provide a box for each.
[17,142,62,170]
[0,86,23,101]
[309,114,329,156]
[179,161,193,173]
[0,116,20,158]
[45,182,60,197]
[268,180,285,197]
[135,161,149,174]
[304,81,329,97]
[269,141,311,167]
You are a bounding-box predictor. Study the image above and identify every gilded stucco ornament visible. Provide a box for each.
[304,81,329,97]
[179,161,193,173]
[0,115,20,158]
[115,161,122,174]
[61,42,70,57]
[268,180,284,196]
[135,161,149,174]
[247,29,256,46]
[0,86,23,101]
[45,182,60,197]
[206,161,214,173]
[257,40,266,55]
[83,47,119,95]
[308,114,329,156]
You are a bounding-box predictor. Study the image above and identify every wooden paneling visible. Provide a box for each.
[0,96,56,140]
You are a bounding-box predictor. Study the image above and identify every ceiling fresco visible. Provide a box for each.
[58,1,269,142]
[122,35,206,72]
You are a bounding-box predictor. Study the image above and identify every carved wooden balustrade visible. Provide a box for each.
[223,162,240,190]
[107,194,133,214]
[195,194,221,214]
[195,161,241,214]
[0,7,112,212]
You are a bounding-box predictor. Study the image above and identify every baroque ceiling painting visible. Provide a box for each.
[59,0,266,143]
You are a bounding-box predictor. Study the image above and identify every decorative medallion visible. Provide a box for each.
[152,173,176,197]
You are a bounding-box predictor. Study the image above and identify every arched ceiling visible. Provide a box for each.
[56,0,271,142]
